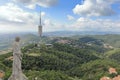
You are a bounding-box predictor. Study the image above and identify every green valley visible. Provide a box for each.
[0,34,120,80]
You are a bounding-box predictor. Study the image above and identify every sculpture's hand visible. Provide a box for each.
[21,53,23,57]
[20,54,23,60]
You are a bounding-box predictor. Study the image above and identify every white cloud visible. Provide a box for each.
[0,1,120,33]
[67,15,74,20]
[69,17,120,32]
[0,3,47,32]
[37,0,58,7]
[0,3,39,23]
[42,17,120,32]
[43,19,66,32]
[0,3,65,32]
[73,0,118,17]
[41,12,46,16]
[13,0,58,8]
[25,4,36,9]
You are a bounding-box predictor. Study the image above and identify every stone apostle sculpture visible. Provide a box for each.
[8,37,28,80]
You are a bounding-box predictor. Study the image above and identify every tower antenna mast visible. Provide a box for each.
[38,8,42,37]
[40,9,41,26]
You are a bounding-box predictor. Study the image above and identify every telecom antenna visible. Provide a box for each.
[40,10,41,26]
[38,9,42,37]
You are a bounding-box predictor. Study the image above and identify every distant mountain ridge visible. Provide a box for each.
[1,31,120,50]
[43,31,120,36]
[1,31,120,37]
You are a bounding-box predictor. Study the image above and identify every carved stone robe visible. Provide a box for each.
[8,42,27,80]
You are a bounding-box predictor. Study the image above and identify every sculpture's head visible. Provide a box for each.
[15,37,20,42]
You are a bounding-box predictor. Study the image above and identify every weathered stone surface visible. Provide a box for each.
[0,78,2,80]
[8,37,28,80]
[8,73,28,80]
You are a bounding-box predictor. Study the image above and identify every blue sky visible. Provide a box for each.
[0,0,120,33]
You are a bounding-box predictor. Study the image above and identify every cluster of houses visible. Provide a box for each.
[0,70,4,80]
[100,67,120,80]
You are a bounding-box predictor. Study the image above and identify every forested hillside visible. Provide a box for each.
[0,35,120,80]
